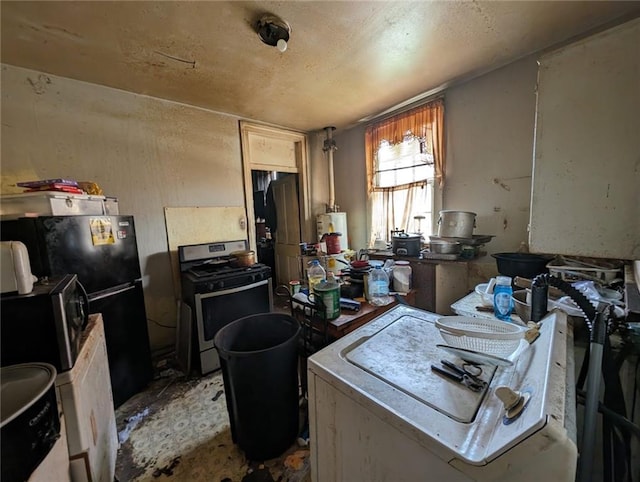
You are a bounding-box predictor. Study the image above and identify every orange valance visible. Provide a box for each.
[365,98,445,192]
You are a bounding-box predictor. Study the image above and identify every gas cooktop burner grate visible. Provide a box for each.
[187,263,268,280]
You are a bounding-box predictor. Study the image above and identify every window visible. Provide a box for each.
[365,99,445,245]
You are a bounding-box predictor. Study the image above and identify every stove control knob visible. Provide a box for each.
[207,283,215,291]
[495,386,530,420]
[217,281,224,289]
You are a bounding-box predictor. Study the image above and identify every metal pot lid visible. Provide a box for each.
[392,232,421,239]
[1,363,57,427]
[439,210,477,215]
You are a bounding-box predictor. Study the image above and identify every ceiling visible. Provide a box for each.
[2,1,639,132]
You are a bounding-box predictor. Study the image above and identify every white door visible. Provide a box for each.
[270,174,302,286]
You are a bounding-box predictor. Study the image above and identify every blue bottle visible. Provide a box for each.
[493,276,514,321]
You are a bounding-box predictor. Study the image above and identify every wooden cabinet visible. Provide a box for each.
[369,254,469,314]
[411,261,436,311]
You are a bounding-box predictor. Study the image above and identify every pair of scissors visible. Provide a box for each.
[430,359,487,392]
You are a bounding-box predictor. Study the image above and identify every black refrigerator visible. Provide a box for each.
[1,215,153,407]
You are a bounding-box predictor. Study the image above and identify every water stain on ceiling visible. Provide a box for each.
[2,1,639,132]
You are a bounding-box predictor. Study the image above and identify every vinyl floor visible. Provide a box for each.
[114,355,310,482]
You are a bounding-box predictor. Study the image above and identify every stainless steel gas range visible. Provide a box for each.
[178,240,273,375]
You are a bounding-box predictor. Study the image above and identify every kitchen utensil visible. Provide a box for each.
[320,232,342,255]
[430,359,487,392]
[230,250,256,267]
[436,344,513,367]
[392,233,421,256]
[1,363,60,482]
[546,255,624,284]
[437,211,476,238]
[429,239,461,255]
[492,252,552,280]
[474,283,494,307]
[435,316,526,358]
[512,289,584,320]
[0,241,38,295]
[513,276,564,298]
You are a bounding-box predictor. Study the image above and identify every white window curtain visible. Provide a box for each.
[369,137,434,244]
[365,99,445,245]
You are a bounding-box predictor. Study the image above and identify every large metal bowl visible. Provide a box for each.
[512,290,554,322]
[429,239,461,254]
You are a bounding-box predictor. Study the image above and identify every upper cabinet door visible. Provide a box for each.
[529,18,640,260]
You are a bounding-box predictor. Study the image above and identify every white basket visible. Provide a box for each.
[435,316,525,358]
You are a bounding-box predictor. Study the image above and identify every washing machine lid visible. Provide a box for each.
[344,314,496,423]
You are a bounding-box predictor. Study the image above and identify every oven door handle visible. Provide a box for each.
[208,279,269,296]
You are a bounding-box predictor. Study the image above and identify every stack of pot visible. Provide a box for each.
[430,210,477,254]
[438,210,476,238]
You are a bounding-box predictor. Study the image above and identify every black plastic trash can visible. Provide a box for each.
[214,312,301,461]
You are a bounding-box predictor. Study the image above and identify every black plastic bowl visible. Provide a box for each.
[491,252,552,280]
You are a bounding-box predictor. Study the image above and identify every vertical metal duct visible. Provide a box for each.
[322,126,338,212]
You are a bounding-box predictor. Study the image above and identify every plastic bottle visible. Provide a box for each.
[368,266,392,306]
[307,260,326,294]
[493,275,514,321]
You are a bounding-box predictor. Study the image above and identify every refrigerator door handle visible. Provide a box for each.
[77,280,91,330]
[89,283,136,302]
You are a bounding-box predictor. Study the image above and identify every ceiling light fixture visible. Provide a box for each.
[257,15,291,53]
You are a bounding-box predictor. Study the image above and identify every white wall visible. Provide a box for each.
[1,64,246,351]
[334,55,539,287]
[445,56,539,285]
[333,124,368,250]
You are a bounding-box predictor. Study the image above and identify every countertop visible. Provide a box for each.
[368,250,469,264]
[451,291,525,325]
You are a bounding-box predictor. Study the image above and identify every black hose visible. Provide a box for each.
[532,274,632,482]
[576,389,640,440]
[531,273,597,326]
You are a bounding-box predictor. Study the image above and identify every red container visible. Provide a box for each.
[321,233,342,255]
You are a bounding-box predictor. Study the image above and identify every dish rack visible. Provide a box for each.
[435,316,525,358]
[547,255,624,285]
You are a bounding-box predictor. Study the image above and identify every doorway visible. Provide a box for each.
[251,171,302,287]
[240,121,311,287]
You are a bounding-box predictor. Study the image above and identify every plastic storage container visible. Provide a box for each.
[493,275,514,321]
[392,261,412,293]
[214,313,301,460]
[0,192,117,219]
[307,260,326,294]
[368,266,392,306]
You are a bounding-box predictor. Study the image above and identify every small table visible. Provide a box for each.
[328,291,416,338]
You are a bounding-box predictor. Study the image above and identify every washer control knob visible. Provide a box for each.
[495,386,530,420]
[495,386,520,410]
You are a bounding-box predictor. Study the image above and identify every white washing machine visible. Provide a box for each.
[307,305,577,481]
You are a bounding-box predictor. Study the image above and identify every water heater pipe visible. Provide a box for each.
[323,126,337,212]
